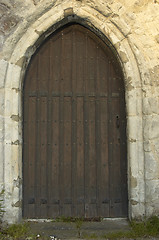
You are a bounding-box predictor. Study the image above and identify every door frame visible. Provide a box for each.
[3,5,145,223]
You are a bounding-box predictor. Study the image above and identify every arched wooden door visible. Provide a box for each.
[23,24,128,219]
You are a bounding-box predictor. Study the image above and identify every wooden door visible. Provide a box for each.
[23,24,128,218]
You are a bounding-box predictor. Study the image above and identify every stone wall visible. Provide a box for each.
[0,0,159,223]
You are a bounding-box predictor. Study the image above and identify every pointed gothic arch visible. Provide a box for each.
[3,6,145,223]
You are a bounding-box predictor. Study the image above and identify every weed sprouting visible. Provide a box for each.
[53,216,84,238]
[2,222,30,239]
[130,216,159,237]
[83,216,159,239]
[54,216,74,222]
[0,189,5,224]
[75,218,84,238]
[82,233,98,239]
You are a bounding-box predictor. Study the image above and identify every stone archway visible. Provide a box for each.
[3,3,145,223]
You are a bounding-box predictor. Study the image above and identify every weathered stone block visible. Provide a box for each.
[131,203,145,220]
[126,88,142,116]
[4,117,19,142]
[0,60,8,88]
[143,97,159,115]
[0,118,4,141]
[5,63,21,89]
[128,116,143,141]
[146,180,159,203]
[0,89,4,116]
[0,142,4,184]
[145,151,159,180]
[129,141,144,180]
[144,115,159,140]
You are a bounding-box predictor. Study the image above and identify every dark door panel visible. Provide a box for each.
[23,24,128,218]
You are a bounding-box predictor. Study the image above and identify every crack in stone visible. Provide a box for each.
[32,0,40,6]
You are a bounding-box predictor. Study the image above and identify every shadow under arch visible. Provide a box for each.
[24,15,124,78]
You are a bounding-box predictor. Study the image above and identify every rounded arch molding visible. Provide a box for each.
[3,3,145,223]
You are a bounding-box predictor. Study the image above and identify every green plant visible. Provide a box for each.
[0,189,5,227]
[130,216,159,237]
[102,231,133,239]
[146,216,159,235]
[75,218,84,238]
[54,216,73,222]
[83,217,159,239]
[82,233,98,239]
[2,222,30,239]
[53,216,84,238]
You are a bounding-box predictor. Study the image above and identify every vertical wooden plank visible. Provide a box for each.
[109,64,122,217]
[71,96,77,217]
[76,97,85,216]
[86,34,98,217]
[75,29,85,93]
[59,30,65,216]
[36,39,50,217]
[118,80,128,217]
[71,28,76,217]
[48,97,60,217]
[46,95,51,218]
[24,54,38,94]
[100,97,109,217]
[98,47,109,94]
[23,47,38,218]
[63,97,72,216]
[48,31,62,218]
[23,96,29,217]
[50,33,62,93]
[38,41,50,92]
[87,36,96,93]
[95,46,100,217]
[25,97,37,218]
[88,97,97,217]
[84,95,89,218]
[95,45,100,217]
[39,97,48,217]
[73,27,85,217]
[83,31,89,218]
[50,32,62,217]
[110,97,122,217]
[35,91,41,218]
[98,49,110,217]
[110,63,121,94]
[62,29,72,93]
[95,97,101,218]
[59,96,64,216]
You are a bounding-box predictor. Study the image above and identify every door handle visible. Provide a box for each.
[116,115,120,128]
